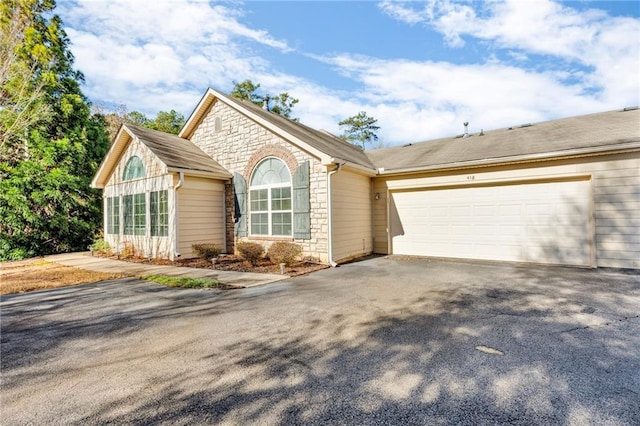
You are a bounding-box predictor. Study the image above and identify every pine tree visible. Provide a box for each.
[0,0,110,260]
[338,112,380,150]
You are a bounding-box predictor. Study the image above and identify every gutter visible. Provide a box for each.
[326,161,345,267]
[173,171,184,259]
[326,157,377,176]
[376,141,640,176]
[167,167,232,180]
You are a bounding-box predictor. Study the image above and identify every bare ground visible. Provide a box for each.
[0,258,127,295]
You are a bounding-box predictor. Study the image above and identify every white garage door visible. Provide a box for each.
[390,179,593,266]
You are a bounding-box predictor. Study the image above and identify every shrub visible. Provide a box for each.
[192,243,222,260]
[267,242,302,266]
[89,238,111,256]
[120,241,135,259]
[236,242,264,265]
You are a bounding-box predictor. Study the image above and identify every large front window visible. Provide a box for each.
[123,193,146,235]
[249,158,292,236]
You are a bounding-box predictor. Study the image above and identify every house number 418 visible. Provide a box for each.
[467,175,475,181]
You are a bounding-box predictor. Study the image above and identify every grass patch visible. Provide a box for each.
[143,274,220,289]
[0,260,127,295]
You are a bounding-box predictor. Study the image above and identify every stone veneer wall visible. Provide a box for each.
[189,100,329,263]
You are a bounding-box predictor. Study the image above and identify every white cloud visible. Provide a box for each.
[60,0,290,114]
[378,0,640,106]
[59,0,638,146]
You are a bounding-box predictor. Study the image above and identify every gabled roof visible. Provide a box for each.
[91,123,231,188]
[180,88,376,172]
[366,108,640,174]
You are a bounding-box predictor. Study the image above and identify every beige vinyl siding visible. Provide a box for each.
[373,152,640,269]
[103,139,174,259]
[177,176,225,258]
[373,178,389,255]
[331,170,373,263]
[589,156,640,268]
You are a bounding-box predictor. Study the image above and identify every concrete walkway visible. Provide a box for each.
[44,252,288,288]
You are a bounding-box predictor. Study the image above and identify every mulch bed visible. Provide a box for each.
[109,254,329,277]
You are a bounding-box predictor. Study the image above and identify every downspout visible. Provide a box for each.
[326,161,345,267]
[173,172,184,259]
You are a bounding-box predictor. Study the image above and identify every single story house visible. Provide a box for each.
[92,88,640,269]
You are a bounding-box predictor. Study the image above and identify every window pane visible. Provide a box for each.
[113,197,119,234]
[271,212,292,236]
[122,156,145,181]
[251,213,268,235]
[123,195,133,235]
[107,197,120,234]
[250,189,268,211]
[271,187,291,211]
[249,158,293,237]
[250,158,290,186]
[159,190,168,236]
[150,192,158,235]
[151,190,168,237]
[134,193,146,235]
[107,198,113,234]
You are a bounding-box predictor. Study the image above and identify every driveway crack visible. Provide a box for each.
[555,315,639,334]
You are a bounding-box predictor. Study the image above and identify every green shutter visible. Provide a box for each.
[233,172,247,237]
[292,161,310,239]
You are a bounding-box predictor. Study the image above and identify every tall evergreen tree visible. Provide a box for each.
[338,112,380,150]
[0,0,110,260]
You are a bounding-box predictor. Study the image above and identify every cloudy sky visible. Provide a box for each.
[58,0,640,146]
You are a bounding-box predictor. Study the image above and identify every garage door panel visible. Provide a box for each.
[391,180,592,266]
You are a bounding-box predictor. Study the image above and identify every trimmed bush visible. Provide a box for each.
[192,243,222,260]
[236,242,264,265]
[267,242,302,266]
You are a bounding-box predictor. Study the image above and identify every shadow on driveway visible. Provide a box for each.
[1,258,639,424]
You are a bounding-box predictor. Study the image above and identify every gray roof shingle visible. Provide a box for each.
[214,91,375,170]
[125,124,231,177]
[366,108,640,172]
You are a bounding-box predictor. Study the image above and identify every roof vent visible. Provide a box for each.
[623,106,639,111]
[463,122,469,138]
[403,143,413,147]
[479,129,484,136]
[520,123,532,128]
[262,95,270,111]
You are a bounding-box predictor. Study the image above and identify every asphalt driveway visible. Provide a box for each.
[1,257,639,425]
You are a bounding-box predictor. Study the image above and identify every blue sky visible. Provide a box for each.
[58,0,640,146]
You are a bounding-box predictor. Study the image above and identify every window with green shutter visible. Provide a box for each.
[249,158,292,236]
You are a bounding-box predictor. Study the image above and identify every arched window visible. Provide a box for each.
[122,156,145,181]
[249,158,292,236]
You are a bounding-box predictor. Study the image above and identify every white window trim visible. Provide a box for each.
[249,157,293,237]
